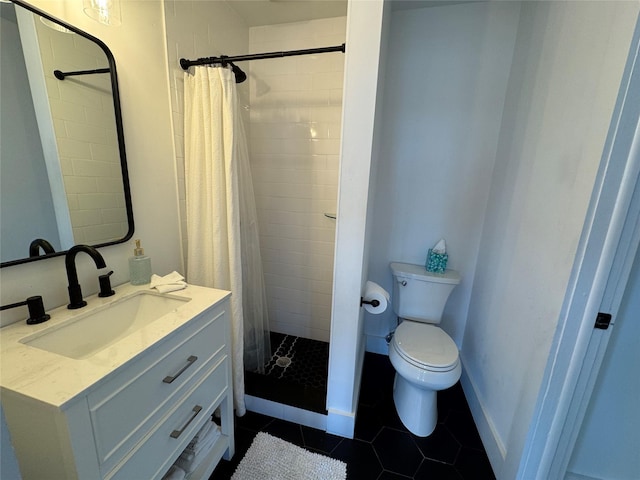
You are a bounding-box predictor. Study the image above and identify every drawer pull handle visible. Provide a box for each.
[163,355,198,383]
[170,405,202,439]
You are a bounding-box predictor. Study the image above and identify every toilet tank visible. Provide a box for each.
[390,262,461,324]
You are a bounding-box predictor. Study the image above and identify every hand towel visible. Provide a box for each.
[176,424,221,473]
[162,465,186,480]
[150,271,187,293]
[185,419,214,451]
[185,424,220,456]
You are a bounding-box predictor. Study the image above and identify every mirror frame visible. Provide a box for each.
[2,0,134,268]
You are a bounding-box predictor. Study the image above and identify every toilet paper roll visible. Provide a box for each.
[363,281,390,315]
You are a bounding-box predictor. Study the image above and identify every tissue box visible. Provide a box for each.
[426,249,448,273]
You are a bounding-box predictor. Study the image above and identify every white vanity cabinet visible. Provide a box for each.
[1,285,234,480]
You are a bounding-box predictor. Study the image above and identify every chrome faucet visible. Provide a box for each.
[65,245,112,309]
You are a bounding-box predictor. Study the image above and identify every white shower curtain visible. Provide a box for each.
[184,66,270,416]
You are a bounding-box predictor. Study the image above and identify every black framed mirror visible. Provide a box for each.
[0,0,133,268]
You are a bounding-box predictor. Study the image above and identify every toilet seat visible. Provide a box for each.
[393,321,459,372]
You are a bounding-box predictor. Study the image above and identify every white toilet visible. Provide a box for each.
[388,262,461,437]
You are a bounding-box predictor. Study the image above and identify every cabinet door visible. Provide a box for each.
[107,357,229,480]
[88,309,226,474]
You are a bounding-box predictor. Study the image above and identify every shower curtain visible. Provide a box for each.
[184,66,271,416]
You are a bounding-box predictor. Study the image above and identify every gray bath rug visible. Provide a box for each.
[231,432,346,480]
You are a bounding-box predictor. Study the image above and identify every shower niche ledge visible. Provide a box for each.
[1,283,234,480]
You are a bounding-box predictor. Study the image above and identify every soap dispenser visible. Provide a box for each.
[129,240,152,285]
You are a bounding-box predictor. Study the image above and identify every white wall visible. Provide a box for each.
[248,17,346,342]
[1,1,180,474]
[162,0,249,271]
[461,2,639,478]
[366,1,521,352]
[0,0,181,324]
[567,247,640,480]
[326,0,388,437]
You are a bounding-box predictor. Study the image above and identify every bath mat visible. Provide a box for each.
[231,432,346,480]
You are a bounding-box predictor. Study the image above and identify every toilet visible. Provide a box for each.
[388,262,461,437]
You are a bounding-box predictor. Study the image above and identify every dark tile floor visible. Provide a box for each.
[212,350,495,480]
[244,332,328,413]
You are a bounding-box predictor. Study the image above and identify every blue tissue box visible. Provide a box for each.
[426,249,448,273]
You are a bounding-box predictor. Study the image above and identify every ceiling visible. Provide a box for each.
[224,0,348,27]
[391,0,480,11]
[223,0,482,28]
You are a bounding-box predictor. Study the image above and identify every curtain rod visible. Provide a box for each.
[53,67,110,80]
[179,43,346,71]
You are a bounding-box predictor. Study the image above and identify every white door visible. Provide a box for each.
[518,15,640,479]
[566,245,640,479]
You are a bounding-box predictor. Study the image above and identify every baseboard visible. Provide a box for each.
[565,472,601,480]
[326,408,355,439]
[459,356,507,476]
[365,334,389,355]
[245,395,327,431]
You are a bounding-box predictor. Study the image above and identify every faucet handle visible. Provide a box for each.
[98,271,115,298]
[26,296,51,324]
[0,296,50,324]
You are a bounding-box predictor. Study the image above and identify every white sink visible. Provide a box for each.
[20,291,191,359]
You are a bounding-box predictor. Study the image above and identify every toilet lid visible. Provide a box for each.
[393,322,459,371]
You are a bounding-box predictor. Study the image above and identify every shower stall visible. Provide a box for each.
[242,17,347,414]
[165,2,347,418]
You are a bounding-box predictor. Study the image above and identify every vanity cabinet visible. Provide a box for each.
[1,287,234,480]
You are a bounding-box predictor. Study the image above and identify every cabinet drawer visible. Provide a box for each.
[88,306,227,472]
[107,356,228,480]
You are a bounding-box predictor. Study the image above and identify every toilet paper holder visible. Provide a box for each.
[360,297,380,308]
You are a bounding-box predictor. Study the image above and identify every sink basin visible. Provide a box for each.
[21,291,191,359]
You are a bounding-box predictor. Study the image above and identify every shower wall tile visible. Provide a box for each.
[252,6,346,345]
[312,72,344,91]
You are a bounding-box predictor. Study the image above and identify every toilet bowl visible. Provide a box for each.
[389,321,461,436]
[388,262,461,437]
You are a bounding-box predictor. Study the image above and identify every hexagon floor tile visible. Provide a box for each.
[212,350,495,480]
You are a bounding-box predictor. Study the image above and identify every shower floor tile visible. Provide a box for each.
[244,332,328,413]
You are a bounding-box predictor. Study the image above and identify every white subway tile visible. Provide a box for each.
[285,123,314,140]
[44,76,60,100]
[72,228,86,244]
[64,176,97,194]
[49,98,86,122]
[72,159,112,177]
[95,177,125,194]
[309,122,330,139]
[58,81,102,110]
[101,207,128,224]
[70,209,101,227]
[66,194,79,211]
[312,72,344,91]
[328,89,343,106]
[312,106,343,123]
[81,223,124,244]
[57,137,92,159]
[247,16,345,338]
[65,120,117,146]
[77,193,119,211]
[89,143,119,163]
[327,123,342,139]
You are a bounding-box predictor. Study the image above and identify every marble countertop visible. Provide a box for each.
[0,283,230,410]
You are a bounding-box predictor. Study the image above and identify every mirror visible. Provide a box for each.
[0,0,133,267]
